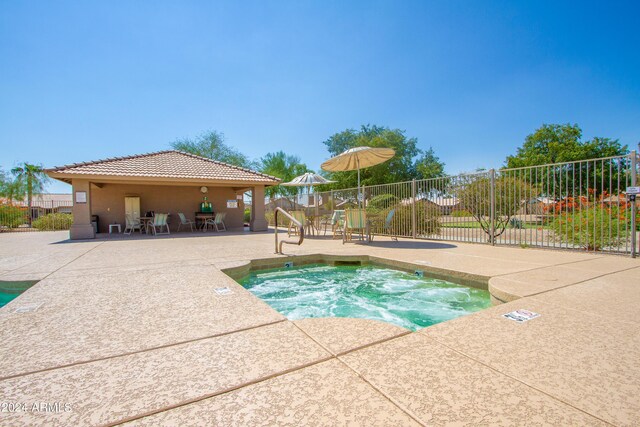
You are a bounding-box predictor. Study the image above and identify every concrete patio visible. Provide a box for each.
[0,230,638,426]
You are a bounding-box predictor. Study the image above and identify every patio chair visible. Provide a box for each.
[149,213,170,235]
[177,212,195,232]
[369,209,397,242]
[325,210,345,239]
[205,212,227,232]
[124,213,142,235]
[288,211,305,237]
[343,209,370,244]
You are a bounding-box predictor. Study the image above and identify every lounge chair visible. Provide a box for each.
[369,209,397,242]
[288,211,305,237]
[177,212,195,232]
[343,209,370,244]
[150,213,170,235]
[203,212,227,232]
[124,213,142,235]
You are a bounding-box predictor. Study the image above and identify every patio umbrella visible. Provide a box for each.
[280,172,335,206]
[320,146,395,207]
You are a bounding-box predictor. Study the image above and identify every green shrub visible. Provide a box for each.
[243,208,251,224]
[32,213,73,231]
[368,193,399,211]
[0,205,28,229]
[509,218,524,229]
[451,209,473,217]
[368,200,440,237]
[265,211,275,226]
[549,205,630,251]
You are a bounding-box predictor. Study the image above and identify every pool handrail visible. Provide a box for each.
[274,207,305,254]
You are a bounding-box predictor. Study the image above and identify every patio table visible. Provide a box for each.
[195,212,215,230]
[139,216,154,234]
[305,214,319,236]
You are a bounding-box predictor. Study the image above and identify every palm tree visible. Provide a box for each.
[258,151,309,204]
[11,163,49,226]
[0,178,26,203]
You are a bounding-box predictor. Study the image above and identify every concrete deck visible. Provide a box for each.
[0,230,638,426]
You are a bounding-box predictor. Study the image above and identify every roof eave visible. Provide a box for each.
[45,171,280,187]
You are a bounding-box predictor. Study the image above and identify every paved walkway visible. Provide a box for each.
[0,230,638,426]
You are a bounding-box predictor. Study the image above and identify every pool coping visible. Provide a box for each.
[221,253,491,292]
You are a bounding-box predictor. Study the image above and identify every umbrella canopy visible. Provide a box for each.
[320,146,395,172]
[280,172,335,208]
[280,172,335,187]
[321,146,395,207]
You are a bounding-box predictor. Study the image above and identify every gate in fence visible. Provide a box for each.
[315,151,639,257]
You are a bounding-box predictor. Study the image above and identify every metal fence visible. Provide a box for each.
[314,152,639,256]
[0,200,73,232]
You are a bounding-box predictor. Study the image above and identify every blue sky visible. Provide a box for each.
[1,1,639,193]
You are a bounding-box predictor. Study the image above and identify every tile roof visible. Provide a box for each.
[46,150,280,184]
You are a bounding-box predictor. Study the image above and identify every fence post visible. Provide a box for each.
[631,151,637,258]
[411,179,417,239]
[489,169,496,245]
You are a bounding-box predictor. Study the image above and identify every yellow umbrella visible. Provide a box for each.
[321,146,395,207]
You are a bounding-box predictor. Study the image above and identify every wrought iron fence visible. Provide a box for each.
[0,200,73,232]
[314,152,639,256]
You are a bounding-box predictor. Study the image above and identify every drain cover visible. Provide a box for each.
[14,303,43,313]
[214,287,233,296]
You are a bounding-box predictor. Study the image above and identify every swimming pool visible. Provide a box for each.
[0,281,37,308]
[240,263,491,331]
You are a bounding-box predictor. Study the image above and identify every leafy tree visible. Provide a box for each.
[505,124,627,167]
[321,125,421,189]
[0,175,26,202]
[11,163,49,226]
[258,151,309,201]
[416,147,446,180]
[505,124,629,196]
[171,130,253,169]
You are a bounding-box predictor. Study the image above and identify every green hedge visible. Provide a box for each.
[367,200,440,237]
[32,213,73,231]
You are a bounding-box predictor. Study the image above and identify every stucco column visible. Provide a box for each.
[250,185,268,231]
[70,179,95,239]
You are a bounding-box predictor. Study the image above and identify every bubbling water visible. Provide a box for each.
[241,264,491,331]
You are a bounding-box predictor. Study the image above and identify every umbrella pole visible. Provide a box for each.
[357,168,361,208]
[357,157,361,209]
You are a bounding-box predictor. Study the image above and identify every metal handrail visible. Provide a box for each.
[274,207,304,254]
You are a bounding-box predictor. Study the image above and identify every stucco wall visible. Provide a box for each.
[90,183,245,232]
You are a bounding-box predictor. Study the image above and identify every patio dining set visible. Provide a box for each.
[286,208,397,244]
[122,212,227,236]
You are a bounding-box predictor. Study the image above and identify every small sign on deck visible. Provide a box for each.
[14,302,44,314]
[503,309,540,323]
[214,287,233,296]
